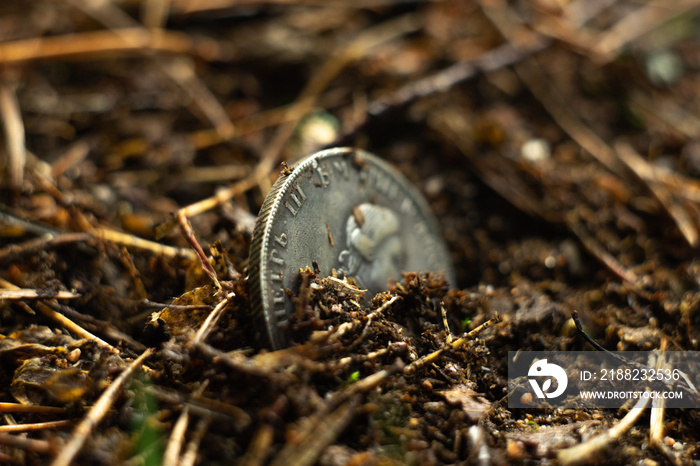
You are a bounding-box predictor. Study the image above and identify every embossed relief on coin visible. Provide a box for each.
[337,203,406,296]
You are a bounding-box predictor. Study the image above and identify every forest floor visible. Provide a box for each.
[2,0,700,464]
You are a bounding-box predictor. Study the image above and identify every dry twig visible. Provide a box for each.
[0,420,73,433]
[405,314,502,375]
[557,393,651,465]
[0,28,224,65]
[157,13,420,237]
[268,396,359,466]
[0,83,26,190]
[50,348,154,466]
[593,0,700,62]
[0,289,79,300]
[0,432,52,455]
[0,403,65,415]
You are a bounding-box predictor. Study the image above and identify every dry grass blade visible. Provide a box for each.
[192,293,234,345]
[405,314,501,375]
[1,278,117,352]
[142,0,171,29]
[0,28,223,65]
[177,210,221,289]
[615,142,699,248]
[33,301,117,353]
[67,0,236,144]
[593,0,700,62]
[180,416,212,466]
[0,420,73,433]
[514,59,623,176]
[0,83,26,189]
[629,91,700,141]
[163,407,190,465]
[165,57,237,142]
[0,289,79,300]
[0,403,65,415]
[268,396,359,466]
[164,378,209,464]
[145,384,251,429]
[0,432,52,455]
[157,13,420,238]
[557,393,651,465]
[239,424,275,466]
[566,217,640,286]
[0,233,92,262]
[96,227,196,261]
[50,348,154,466]
[326,295,399,345]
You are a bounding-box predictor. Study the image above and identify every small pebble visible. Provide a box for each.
[521,138,550,162]
[507,439,525,461]
[66,348,81,363]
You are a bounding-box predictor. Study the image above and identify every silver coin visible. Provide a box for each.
[248,147,455,349]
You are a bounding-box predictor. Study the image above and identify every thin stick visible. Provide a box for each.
[515,58,623,176]
[163,407,189,465]
[163,378,210,465]
[593,0,700,62]
[0,289,80,300]
[52,301,147,353]
[329,295,398,348]
[0,420,72,433]
[0,432,52,455]
[0,233,92,262]
[1,278,116,353]
[51,348,154,466]
[96,227,196,261]
[118,247,148,300]
[0,210,60,237]
[34,301,117,353]
[145,383,251,429]
[405,314,501,375]
[649,340,668,447]
[615,142,699,248]
[192,293,234,345]
[0,403,65,415]
[141,0,170,29]
[239,424,275,466]
[571,311,608,353]
[440,302,452,344]
[73,0,236,144]
[0,83,26,189]
[566,218,639,285]
[557,393,651,465]
[176,211,221,289]
[0,28,223,65]
[268,397,358,466]
[156,13,420,238]
[179,416,211,466]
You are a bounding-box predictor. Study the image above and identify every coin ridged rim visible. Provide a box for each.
[249,147,452,349]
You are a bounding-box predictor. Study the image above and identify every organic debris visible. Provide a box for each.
[2,1,700,464]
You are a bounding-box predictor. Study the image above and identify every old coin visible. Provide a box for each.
[249,147,455,349]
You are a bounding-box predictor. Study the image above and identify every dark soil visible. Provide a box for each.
[1,1,700,464]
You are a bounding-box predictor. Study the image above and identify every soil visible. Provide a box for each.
[1,1,700,464]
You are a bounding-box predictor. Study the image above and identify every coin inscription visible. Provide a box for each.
[249,147,455,349]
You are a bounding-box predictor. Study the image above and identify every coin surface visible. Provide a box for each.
[249,147,455,349]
